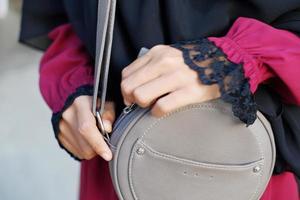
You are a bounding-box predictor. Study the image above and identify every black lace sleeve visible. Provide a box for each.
[171,38,257,125]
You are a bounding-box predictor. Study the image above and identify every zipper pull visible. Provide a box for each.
[123,103,137,114]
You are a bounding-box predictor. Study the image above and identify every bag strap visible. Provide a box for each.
[92,0,117,136]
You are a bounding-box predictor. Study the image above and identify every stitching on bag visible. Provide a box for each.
[139,141,263,170]
[136,102,265,199]
[129,143,141,200]
[248,113,275,200]
[249,114,268,200]
[128,146,136,200]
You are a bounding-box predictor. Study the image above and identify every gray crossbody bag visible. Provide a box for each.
[92,0,276,199]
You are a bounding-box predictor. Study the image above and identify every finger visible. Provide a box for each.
[76,106,113,161]
[121,52,151,79]
[151,85,217,117]
[62,96,98,159]
[132,70,188,108]
[78,122,112,161]
[59,120,82,152]
[102,119,112,133]
[58,133,83,160]
[61,119,97,160]
[102,101,116,122]
[102,102,116,133]
[94,101,116,133]
[121,60,166,105]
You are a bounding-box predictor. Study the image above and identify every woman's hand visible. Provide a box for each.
[121,45,220,117]
[57,96,115,161]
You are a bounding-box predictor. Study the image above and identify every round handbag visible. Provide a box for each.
[92,1,276,199]
[108,100,275,200]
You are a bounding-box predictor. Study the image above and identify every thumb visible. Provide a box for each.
[103,119,113,133]
[102,101,116,133]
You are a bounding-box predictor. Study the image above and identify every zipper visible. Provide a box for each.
[123,103,137,114]
[112,103,138,131]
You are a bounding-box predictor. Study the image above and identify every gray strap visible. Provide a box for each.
[92,0,146,139]
[92,0,117,116]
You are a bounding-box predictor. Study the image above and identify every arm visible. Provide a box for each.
[171,17,300,125]
[208,17,300,105]
[39,24,114,161]
[121,17,300,126]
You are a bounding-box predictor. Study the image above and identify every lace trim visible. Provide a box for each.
[51,84,94,161]
[171,38,257,125]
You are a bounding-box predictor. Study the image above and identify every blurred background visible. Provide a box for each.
[0,1,80,199]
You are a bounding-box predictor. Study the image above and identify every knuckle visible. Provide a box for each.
[121,67,128,78]
[73,96,86,106]
[120,81,132,96]
[133,88,149,107]
[73,96,92,112]
[78,121,94,136]
[155,99,168,113]
[61,108,72,120]
[151,44,165,52]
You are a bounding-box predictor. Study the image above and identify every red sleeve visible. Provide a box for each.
[208,17,300,105]
[39,24,94,113]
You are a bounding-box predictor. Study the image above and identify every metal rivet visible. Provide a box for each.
[253,166,261,173]
[136,147,145,155]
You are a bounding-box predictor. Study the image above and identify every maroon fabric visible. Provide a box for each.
[39,24,94,113]
[39,21,300,200]
[209,17,300,105]
[261,172,299,200]
[79,158,118,200]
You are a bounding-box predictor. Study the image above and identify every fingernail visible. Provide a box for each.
[103,119,112,133]
[103,152,112,161]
